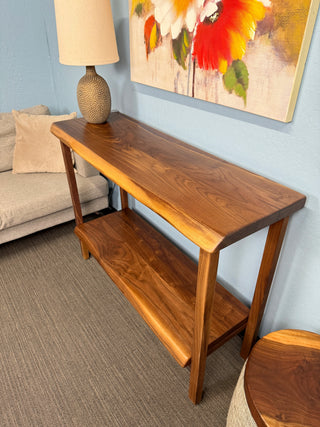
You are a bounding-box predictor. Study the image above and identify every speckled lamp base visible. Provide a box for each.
[77,66,111,124]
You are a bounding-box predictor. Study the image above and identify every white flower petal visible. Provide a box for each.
[154,1,172,24]
[186,6,197,32]
[200,1,218,22]
[171,15,183,39]
[160,8,176,36]
[155,0,204,37]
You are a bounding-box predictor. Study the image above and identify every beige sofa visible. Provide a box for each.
[0,105,109,245]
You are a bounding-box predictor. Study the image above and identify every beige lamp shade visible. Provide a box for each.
[54,0,119,66]
[54,0,119,123]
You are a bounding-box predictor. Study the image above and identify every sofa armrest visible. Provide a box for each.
[74,152,99,177]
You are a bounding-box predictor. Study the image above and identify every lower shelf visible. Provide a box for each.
[75,208,249,367]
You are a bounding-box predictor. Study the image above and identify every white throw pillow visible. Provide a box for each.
[0,104,50,172]
[12,111,76,173]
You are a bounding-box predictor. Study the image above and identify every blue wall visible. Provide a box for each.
[1,0,319,338]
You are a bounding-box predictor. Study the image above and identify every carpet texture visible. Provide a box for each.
[0,219,244,426]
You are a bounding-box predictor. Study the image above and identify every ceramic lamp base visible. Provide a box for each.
[77,66,111,124]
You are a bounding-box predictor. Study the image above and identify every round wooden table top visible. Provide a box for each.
[244,329,320,427]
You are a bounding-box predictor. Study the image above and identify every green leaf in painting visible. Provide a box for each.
[223,66,237,90]
[234,83,247,101]
[223,60,249,104]
[135,3,143,16]
[172,28,191,70]
[131,0,152,18]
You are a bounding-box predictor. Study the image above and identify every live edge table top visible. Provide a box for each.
[51,112,306,253]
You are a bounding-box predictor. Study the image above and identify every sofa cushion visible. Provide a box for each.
[74,153,99,177]
[0,104,50,172]
[0,171,108,230]
[0,131,15,173]
[12,111,76,173]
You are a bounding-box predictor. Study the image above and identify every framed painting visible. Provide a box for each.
[129,0,319,122]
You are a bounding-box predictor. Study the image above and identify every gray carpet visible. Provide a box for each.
[0,218,244,426]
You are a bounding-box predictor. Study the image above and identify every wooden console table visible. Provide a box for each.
[51,112,305,404]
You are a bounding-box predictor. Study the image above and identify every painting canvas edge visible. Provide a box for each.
[285,0,320,122]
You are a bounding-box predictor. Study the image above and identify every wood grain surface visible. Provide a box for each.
[240,217,289,358]
[53,114,306,404]
[51,113,306,253]
[60,142,89,259]
[245,329,320,426]
[189,249,219,403]
[75,209,249,368]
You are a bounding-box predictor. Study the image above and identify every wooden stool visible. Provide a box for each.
[227,329,320,426]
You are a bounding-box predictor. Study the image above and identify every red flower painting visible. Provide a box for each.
[130,0,317,121]
[192,0,265,74]
[132,0,266,103]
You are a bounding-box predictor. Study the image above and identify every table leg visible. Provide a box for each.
[120,188,129,209]
[189,249,219,404]
[60,142,89,260]
[240,217,289,359]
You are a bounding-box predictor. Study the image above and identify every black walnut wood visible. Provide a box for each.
[75,209,249,368]
[245,329,320,426]
[51,113,306,404]
[240,217,289,359]
[51,114,305,253]
[120,188,129,209]
[189,249,219,404]
[60,141,89,260]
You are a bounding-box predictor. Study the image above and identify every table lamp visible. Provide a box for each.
[54,0,119,124]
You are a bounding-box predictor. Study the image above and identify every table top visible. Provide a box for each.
[51,112,306,252]
[245,329,320,426]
